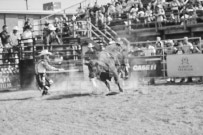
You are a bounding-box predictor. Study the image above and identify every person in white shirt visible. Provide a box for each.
[21,25,34,58]
[10,26,21,53]
[143,42,156,56]
[35,50,63,96]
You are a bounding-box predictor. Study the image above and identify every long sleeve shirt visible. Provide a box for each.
[35,59,58,74]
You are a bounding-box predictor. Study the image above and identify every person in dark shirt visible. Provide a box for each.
[0,25,12,63]
[44,24,61,50]
[23,18,32,31]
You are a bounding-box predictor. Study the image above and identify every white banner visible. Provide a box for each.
[167,54,203,77]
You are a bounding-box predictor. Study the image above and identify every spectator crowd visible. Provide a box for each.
[73,0,203,28]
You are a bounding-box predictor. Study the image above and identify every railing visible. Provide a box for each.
[109,9,203,33]
[130,37,202,79]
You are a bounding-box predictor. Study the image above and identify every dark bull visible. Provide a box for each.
[88,43,129,93]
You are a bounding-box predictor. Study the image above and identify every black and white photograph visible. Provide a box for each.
[0,0,203,134]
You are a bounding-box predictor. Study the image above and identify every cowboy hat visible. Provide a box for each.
[48,24,56,31]
[88,43,94,48]
[13,26,19,31]
[39,49,52,56]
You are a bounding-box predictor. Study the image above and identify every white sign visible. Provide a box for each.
[167,54,203,77]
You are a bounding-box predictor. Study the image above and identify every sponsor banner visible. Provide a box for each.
[167,54,203,77]
[0,67,20,90]
[129,56,163,77]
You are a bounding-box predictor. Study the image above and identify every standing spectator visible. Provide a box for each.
[164,40,177,83]
[0,25,12,63]
[24,18,32,32]
[0,38,2,64]
[98,10,105,30]
[155,36,164,55]
[10,26,21,54]
[145,5,153,24]
[54,17,61,33]
[170,0,181,23]
[21,25,34,59]
[143,41,156,56]
[107,3,116,17]
[180,37,194,83]
[44,24,61,50]
[155,5,166,27]
[182,37,193,53]
[115,2,123,18]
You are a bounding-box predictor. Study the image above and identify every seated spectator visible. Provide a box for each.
[130,4,139,14]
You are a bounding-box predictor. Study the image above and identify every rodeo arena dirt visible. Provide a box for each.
[1,0,203,135]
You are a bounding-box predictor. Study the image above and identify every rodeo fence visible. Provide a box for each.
[129,37,202,80]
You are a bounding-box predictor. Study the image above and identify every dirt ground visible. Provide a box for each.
[0,80,203,135]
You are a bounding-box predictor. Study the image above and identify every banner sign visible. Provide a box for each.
[167,54,203,77]
[0,67,20,90]
[129,56,163,78]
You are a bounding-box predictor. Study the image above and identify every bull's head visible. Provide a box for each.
[88,60,100,79]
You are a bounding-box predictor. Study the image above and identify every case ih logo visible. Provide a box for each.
[133,65,157,71]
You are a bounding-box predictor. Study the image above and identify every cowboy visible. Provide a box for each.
[84,43,98,77]
[35,49,63,96]
[44,24,61,50]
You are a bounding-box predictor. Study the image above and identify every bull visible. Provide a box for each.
[88,40,129,94]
